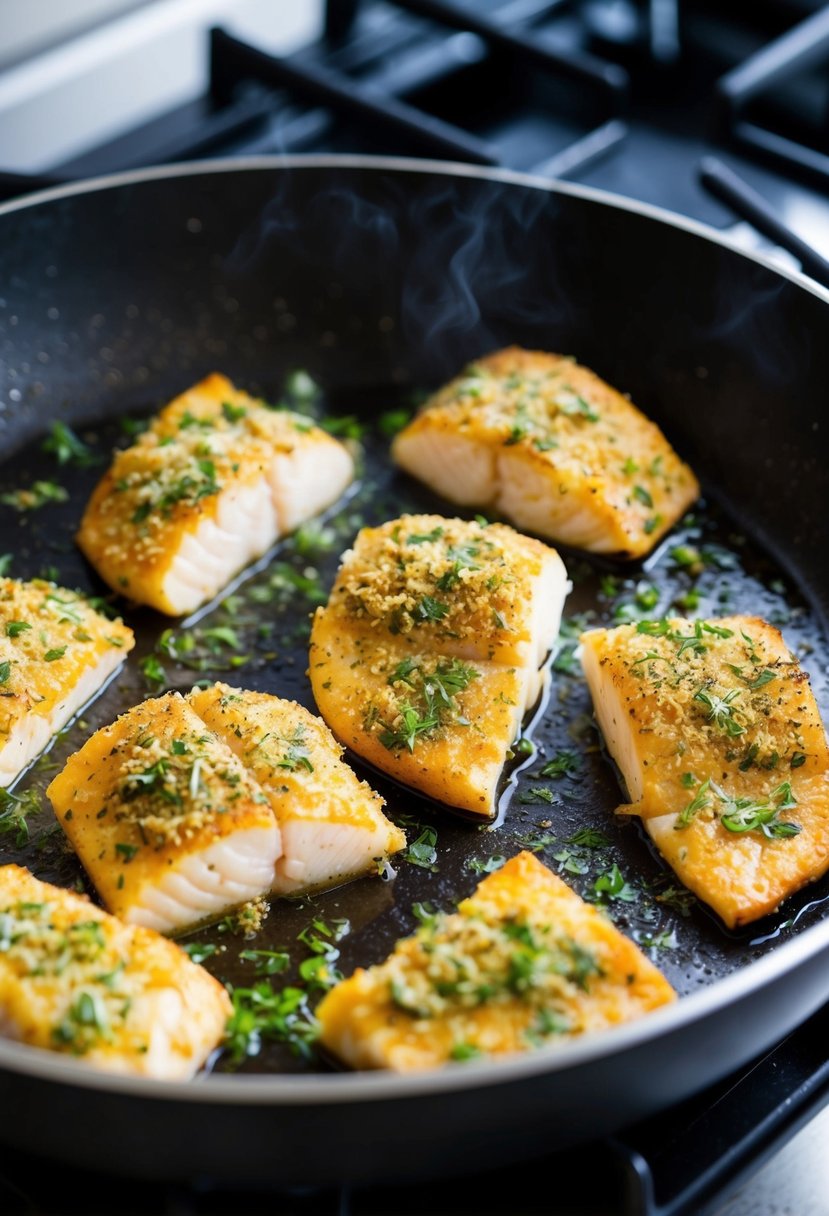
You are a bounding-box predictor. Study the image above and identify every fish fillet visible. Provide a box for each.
[309,515,569,816]
[47,692,281,934]
[0,578,134,787]
[580,616,829,926]
[0,864,230,1078]
[317,850,675,1071]
[77,373,354,615]
[392,348,699,559]
[187,684,405,895]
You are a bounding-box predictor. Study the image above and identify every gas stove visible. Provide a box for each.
[1,3,828,1213]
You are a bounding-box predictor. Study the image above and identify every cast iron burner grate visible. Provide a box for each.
[0,1002,827,1215]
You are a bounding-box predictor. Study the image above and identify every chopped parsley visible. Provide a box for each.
[403,827,439,871]
[466,855,506,875]
[42,420,98,468]
[693,687,745,737]
[223,982,318,1063]
[676,778,712,829]
[139,654,167,687]
[1,480,69,511]
[539,750,581,779]
[372,658,479,753]
[565,827,612,849]
[593,864,637,904]
[715,781,801,839]
[415,595,450,622]
[239,948,291,976]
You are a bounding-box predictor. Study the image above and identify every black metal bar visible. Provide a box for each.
[115,91,276,170]
[717,6,829,115]
[699,156,829,291]
[732,121,829,192]
[614,1003,829,1216]
[388,0,629,104]
[210,27,500,166]
[713,5,829,196]
[531,118,628,180]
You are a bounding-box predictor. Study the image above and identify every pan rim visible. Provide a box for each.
[0,151,828,306]
[1,151,829,1105]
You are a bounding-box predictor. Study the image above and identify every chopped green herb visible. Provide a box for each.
[714,781,801,839]
[450,1041,484,1061]
[0,786,42,846]
[513,831,556,853]
[403,827,439,871]
[5,621,31,638]
[407,527,444,545]
[466,855,506,875]
[593,864,637,903]
[223,982,318,1063]
[518,786,557,805]
[415,596,449,622]
[676,778,712,829]
[221,401,247,423]
[44,647,67,662]
[552,848,588,876]
[633,485,653,508]
[181,942,220,964]
[42,420,98,467]
[139,654,167,687]
[239,948,291,976]
[1,480,69,511]
[693,687,745,736]
[321,414,366,440]
[539,750,581,779]
[565,827,612,849]
[378,408,412,437]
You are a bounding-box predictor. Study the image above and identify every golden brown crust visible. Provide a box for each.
[0,864,230,1077]
[392,348,699,558]
[580,615,829,926]
[317,851,675,1070]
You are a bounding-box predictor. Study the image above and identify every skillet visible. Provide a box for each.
[0,155,828,1185]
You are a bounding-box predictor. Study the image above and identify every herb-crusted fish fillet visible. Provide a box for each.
[77,374,354,615]
[317,850,675,1071]
[187,684,405,895]
[309,515,569,816]
[0,864,230,1078]
[0,578,134,787]
[47,692,281,934]
[580,616,829,926]
[392,348,699,558]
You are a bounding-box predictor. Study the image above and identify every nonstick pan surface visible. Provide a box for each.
[0,157,828,1184]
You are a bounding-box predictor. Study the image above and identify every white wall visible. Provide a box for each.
[0,0,322,171]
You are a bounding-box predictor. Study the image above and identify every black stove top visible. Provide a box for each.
[1,3,829,1212]
[5,0,829,266]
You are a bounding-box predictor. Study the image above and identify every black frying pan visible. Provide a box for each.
[0,156,828,1186]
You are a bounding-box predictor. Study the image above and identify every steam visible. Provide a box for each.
[226,166,570,376]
